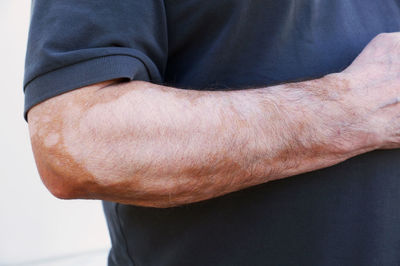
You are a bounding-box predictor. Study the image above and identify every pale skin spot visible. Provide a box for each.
[27,112,44,138]
[28,121,38,137]
[62,89,139,186]
[44,132,60,147]
[41,115,51,123]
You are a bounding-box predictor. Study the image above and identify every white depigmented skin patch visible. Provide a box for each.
[63,84,257,197]
[27,77,367,207]
[62,88,137,186]
[44,132,60,147]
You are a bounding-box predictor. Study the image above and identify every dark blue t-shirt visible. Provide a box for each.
[24,1,400,265]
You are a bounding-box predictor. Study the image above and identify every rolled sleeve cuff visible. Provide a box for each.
[24,54,162,120]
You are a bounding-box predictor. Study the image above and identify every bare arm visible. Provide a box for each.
[28,33,400,208]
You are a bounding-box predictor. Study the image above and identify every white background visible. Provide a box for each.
[0,1,110,265]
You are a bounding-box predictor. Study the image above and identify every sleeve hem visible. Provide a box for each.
[24,54,160,121]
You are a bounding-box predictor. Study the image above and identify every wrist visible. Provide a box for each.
[319,72,381,156]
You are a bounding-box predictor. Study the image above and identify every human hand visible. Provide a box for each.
[339,32,400,150]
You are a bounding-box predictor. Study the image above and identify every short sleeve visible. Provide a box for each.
[23,0,168,119]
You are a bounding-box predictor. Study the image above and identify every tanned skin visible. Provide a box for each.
[28,33,400,208]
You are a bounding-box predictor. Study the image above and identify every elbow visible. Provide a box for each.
[45,175,80,200]
[30,138,97,201]
[34,149,194,207]
[35,158,94,201]
[27,108,194,206]
[30,132,196,207]
[34,165,80,200]
[26,82,115,201]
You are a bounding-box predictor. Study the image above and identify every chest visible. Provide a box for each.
[164,0,400,87]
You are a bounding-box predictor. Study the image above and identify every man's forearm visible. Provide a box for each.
[28,73,376,208]
[27,33,400,207]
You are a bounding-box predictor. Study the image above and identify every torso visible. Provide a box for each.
[105,1,400,265]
